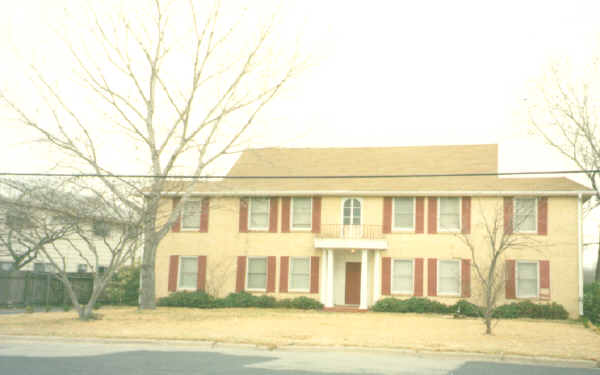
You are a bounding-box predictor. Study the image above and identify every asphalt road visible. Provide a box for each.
[0,337,597,375]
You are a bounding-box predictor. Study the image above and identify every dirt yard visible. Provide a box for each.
[1,307,598,361]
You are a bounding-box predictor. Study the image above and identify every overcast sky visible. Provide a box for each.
[0,0,599,267]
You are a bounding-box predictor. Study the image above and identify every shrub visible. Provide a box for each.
[219,291,260,308]
[583,282,600,325]
[450,299,482,317]
[288,296,323,310]
[103,265,140,305]
[255,295,277,308]
[371,297,451,314]
[492,300,568,320]
[156,291,215,308]
[25,305,34,314]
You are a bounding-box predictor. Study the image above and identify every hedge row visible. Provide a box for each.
[584,282,600,325]
[371,297,569,320]
[157,291,323,310]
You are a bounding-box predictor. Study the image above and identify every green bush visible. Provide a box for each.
[219,291,260,307]
[583,282,600,325]
[156,291,215,308]
[371,297,451,314]
[450,299,482,317]
[492,300,568,320]
[287,296,323,310]
[104,265,140,305]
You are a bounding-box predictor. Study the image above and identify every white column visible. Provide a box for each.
[373,251,381,303]
[320,249,327,305]
[326,249,334,308]
[360,249,368,310]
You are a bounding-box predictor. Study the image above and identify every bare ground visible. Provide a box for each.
[0,307,598,361]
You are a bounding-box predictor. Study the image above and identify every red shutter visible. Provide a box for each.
[538,197,548,235]
[383,197,392,234]
[505,259,516,299]
[279,256,289,293]
[267,256,276,292]
[236,256,247,292]
[382,257,391,295]
[197,256,207,291]
[461,197,471,234]
[312,197,321,233]
[504,197,513,235]
[415,197,424,234]
[281,197,291,233]
[414,258,424,296]
[239,199,248,233]
[427,197,437,234]
[269,198,278,233]
[461,259,471,297]
[539,260,550,300]
[172,198,181,232]
[310,256,320,293]
[168,255,179,292]
[427,258,437,296]
[199,199,209,232]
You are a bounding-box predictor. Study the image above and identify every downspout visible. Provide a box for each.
[578,193,583,316]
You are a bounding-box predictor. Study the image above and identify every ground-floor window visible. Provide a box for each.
[438,260,460,295]
[33,263,54,273]
[247,257,267,290]
[392,259,413,294]
[516,261,538,298]
[289,257,310,291]
[178,256,198,290]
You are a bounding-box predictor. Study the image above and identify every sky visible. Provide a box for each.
[0,0,599,270]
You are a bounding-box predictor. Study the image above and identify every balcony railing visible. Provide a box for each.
[316,224,384,240]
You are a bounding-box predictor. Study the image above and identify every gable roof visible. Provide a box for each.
[158,144,594,197]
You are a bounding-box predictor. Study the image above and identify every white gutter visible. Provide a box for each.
[149,190,596,197]
[578,193,584,316]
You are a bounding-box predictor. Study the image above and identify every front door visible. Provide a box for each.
[345,262,361,305]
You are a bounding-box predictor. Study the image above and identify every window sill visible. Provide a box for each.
[391,229,416,233]
[290,228,312,232]
[391,292,414,296]
[246,288,267,293]
[177,287,197,292]
[436,293,461,298]
[288,289,311,293]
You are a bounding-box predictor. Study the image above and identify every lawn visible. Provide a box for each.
[1,307,599,361]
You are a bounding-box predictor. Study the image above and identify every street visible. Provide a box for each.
[0,337,597,375]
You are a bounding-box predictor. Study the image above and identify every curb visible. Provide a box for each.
[0,335,597,369]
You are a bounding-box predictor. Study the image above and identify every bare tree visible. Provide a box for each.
[530,61,600,281]
[0,178,141,320]
[458,199,541,334]
[0,1,299,309]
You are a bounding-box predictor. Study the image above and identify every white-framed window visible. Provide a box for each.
[342,198,361,225]
[291,197,312,230]
[516,261,538,298]
[97,265,108,274]
[246,256,267,291]
[33,262,54,273]
[391,259,414,294]
[0,261,15,271]
[438,197,461,232]
[514,198,537,233]
[178,256,198,290]
[437,260,460,296]
[182,199,203,231]
[92,220,111,237]
[393,197,415,230]
[248,198,270,231]
[77,264,88,273]
[289,256,310,291]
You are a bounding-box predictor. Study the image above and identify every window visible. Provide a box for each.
[0,261,15,271]
[517,261,538,298]
[178,257,198,290]
[289,257,310,291]
[182,200,202,230]
[291,198,312,230]
[392,259,413,294]
[77,264,88,273]
[439,197,460,231]
[93,221,110,237]
[343,198,361,225]
[393,198,414,230]
[514,198,537,233]
[248,198,270,230]
[97,265,107,274]
[247,257,267,290]
[34,263,54,273]
[438,260,460,295]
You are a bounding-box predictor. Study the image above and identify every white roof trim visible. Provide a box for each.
[149,190,595,197]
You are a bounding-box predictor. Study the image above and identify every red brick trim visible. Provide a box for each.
[239,199,248,233]
[197,256,207,291]
[427,198,437,234]
[382,257,391,295]
[461,258,471,297]
[539,260,550,300]
[279,256,289,293]
[312,197,321,233]
[269,198,278,233]
[168,255,179,292]
[267,256,276,292]
[310,256,320,293]
[461,197,471,234]
[383,197,392,234]
[281,197,291,233]
[236,256,247,292]
[538,197,548,235]
[427,258,437,296]
[504,197,513,235]
[505,259,516,299]
[414,258,424,296]
[415,198,424,234]
[199,199,209,233]
[171,198,181,232]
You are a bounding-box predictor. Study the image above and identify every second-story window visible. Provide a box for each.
[438,197,460,231]
[182,200,202,230]
[291,197,312,230]
[249,198,270,230]
[343,198,361,225]
[514,198,537,233]
[393,197,414,230]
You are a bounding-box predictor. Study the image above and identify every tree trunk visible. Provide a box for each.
[485,318,492,335]
[139,213,158,310]
[595,240,600,283]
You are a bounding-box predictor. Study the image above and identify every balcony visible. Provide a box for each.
[316,224,385,240]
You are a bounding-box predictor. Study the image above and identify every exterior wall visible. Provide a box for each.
[155,195,581,317]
